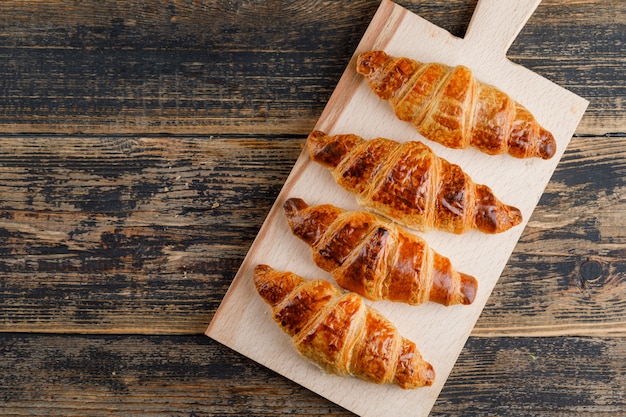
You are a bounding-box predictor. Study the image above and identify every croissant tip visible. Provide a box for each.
[283,197,308,217]
[460,273,478,305]
[356,50,386,60]
[491,205,523,233]
[475,186,523,233]
[308,130,327,141]
[254,264,272,274]
[306,131,359,168]
[424,362,436,386]
[538,129,557,160]
[253,264,274,288]
[356,50,389,76]
[252,264,271,298]
[509,205,524,227]
[253,265,304,308]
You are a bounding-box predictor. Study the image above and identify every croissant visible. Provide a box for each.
[284,198,477,306]
[356,50,556,159]
[307,131,522,234]
[253,264,435,388]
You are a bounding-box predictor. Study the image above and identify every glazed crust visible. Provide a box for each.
[357,50,556,159]
[283,198,477,306]
[253,264,436,389]
[307,131,522,234]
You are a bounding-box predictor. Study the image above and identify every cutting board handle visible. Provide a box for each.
[464,0,543,59]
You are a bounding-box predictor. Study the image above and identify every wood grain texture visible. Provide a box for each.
[0,0,623,415]
[0,136,301,334]
[0,333,623,416]
[0,0,622,135]
[1,135,624,337]
[474,134,626,337]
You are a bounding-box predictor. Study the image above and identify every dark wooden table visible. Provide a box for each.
[0,1,624,416]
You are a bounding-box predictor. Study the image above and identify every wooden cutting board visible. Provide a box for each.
[206,0,588,416]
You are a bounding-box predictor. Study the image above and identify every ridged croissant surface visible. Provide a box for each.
[253,264,435,389]
[357,50,556,159]
[284,198,477,306]
[307,131,522,234]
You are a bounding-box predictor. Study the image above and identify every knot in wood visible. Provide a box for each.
[579,259,603,282]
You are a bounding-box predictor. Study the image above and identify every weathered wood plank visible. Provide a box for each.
[474,134,626,337]
[0,333,353,416]
[0,0,379,135]
[511,0,626,135]
[0,136,301,334]
[434,335,626,416]
[0,333,623,416]
[0,1,621,416]
[0,0,621,135]
[0,135,624,336]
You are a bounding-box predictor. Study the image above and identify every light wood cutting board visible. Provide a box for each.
[206,0,589,416]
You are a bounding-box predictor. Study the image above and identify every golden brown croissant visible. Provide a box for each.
[284,198,477,306]
[307,131,522,234]
[253,264,435,389]
[357,50,556,159]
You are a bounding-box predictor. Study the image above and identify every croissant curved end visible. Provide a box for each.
[306,130,329,163]
[254,264,272,276]
[308,130,327,142]
[424,362,436,386]
[538,128,557,160]
[504,205,524,230]
[460,273,478,305]
[253,264,276,304]
[396,362,435,389]
[473,184,523,233]
[306,130,357,168]
[283,197,308,218]
[356,50,389,76]
[253,264,301,307]
[394,340,436,389]
[476,204,523,234]
[284,197,344,247]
